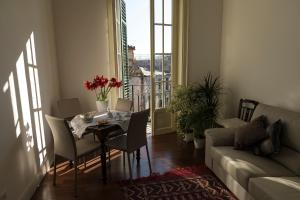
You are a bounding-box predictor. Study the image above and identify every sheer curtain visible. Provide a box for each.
[107,0,119,107]
[172,0,190,87]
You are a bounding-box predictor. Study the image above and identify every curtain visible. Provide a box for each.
[172,0,190,87]
[107,0,119,107]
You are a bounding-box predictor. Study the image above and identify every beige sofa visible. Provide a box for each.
[205,104,300,200]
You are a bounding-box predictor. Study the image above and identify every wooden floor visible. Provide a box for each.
[32,133,205,200]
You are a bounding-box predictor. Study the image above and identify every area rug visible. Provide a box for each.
[121,166,238,200]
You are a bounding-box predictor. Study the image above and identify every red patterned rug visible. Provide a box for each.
[120,166,237,200]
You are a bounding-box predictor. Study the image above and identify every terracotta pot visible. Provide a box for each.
[96,100,108,113]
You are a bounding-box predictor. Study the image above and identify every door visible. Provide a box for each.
[150,0,175,135]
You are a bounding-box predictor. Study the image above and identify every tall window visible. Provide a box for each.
[154,0,172,108]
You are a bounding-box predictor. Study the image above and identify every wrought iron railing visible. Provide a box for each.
[128,81,172,112]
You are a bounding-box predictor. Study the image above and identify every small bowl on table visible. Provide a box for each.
[80,111,96,123]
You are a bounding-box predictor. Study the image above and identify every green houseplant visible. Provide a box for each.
[189,73,221,148]
[168,73,221,148]
[168,85,194,142]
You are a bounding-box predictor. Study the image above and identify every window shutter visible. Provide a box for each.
[120,0,130,99]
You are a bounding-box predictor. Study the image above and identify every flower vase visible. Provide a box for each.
[96,100,108,113]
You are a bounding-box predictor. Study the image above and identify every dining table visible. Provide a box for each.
[69,111,140,184]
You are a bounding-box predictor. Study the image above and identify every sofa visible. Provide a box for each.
[205,103,300,200]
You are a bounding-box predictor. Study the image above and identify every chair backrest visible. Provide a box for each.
[115,98,133,112]
[238,98,259,122]
[127,109,150,152]
[57,98,82,119]
[45,114,76,160]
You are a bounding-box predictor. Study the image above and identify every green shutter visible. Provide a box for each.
[120,0,130,99]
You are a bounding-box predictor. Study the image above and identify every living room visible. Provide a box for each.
[0,0,300,200]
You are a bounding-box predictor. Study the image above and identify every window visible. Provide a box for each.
[154,0,172,109]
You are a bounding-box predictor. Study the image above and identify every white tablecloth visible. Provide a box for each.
[70,111,131,138]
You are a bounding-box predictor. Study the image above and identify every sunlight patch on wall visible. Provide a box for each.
[27,32,47,166]
[9,72,21,137]
[16,52,34,151]
[2,81,9,93]
[2,31,47,168]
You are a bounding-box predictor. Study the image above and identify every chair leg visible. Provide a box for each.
[123,151,125,167]
[145,144,152,175]
[108,148,111,167]
[127,152,132,180]
[53,154,56,186]
[74,159,78,198]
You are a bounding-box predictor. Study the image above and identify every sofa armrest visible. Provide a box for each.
[205,128,236,169]
[205,128,235,146]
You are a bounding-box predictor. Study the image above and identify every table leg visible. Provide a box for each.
[100,139,107,184]
[136,148,140,163]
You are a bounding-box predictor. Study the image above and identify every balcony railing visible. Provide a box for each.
[128,81,172,112]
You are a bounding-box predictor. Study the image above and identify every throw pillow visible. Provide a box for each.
[253,119,283,156]
[234,115,268,150]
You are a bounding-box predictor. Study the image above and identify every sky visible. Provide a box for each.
[125,0,172,56]
[125,0,150,56]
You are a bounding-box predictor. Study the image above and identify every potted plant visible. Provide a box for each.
[84,75,122,113]
[168,85,194,142]
[168,73,221,148]
[190,73,221,149]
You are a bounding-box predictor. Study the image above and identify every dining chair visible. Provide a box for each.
[106,98,133,140]
[115,98,133,112]
[105,109,152,180]
[57,98,82,119]
[45,114,101,197]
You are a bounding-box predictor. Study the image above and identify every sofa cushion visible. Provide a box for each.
[211,146,293,188]
[234,116,268,150]
[271,147,300,175]
[249,177,300,200]
[252,104,300,152]
[253,119,283,156]
[217,118,248,128]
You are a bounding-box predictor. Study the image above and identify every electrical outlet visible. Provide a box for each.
[0,190,7,200]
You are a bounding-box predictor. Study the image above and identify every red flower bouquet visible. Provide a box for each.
[84,75,122,101]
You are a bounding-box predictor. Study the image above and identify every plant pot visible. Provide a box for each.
[194,138,205,149]
[183,133,194,143]
[96,100,108,113]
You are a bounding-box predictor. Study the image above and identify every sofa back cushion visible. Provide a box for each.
[252,104,300,174]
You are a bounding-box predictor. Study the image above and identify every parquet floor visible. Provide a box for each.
[32,133,204,200]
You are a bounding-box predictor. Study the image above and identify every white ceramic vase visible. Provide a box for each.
[96,100,108,113]
[194,138,205,149]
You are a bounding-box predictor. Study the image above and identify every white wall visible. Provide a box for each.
[188,0,223,83]
[0,0,60,199]
[221,0,300,117]
[52,0,110,112]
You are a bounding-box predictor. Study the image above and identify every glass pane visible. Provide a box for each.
[154,54,163,109]
[164,26,172,53]
[155,54,163,81]
[164,82,172,106]
[164,0,172,24]
[155,25,162,53]
[164,54,171,74]
[155,0,162,23]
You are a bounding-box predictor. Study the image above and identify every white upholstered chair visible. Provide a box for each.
[45,115,101,197]
[115,98,133,112]
[106,109,152,179]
